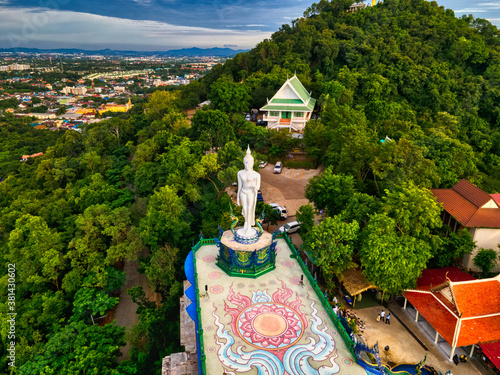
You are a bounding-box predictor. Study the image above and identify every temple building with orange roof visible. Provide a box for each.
[432,179,500,272]
[403,268,500,367]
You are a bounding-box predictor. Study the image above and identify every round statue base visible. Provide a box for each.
[216,229,276,278]
[234,227,261,244]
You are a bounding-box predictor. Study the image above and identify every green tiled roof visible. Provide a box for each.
[289,76,311,103]
[271,98,304,104]
[260,102,315,112]
[260,75,316,112]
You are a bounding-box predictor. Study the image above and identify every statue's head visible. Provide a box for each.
[244,145,254,171]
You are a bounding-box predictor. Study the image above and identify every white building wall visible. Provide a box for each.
[277,85,299,99]
[481,199,499,208]
[464,228,500,272]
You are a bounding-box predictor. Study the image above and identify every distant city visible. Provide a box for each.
[0,49,231,131]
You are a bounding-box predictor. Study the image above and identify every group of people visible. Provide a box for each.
[377,310,391,324]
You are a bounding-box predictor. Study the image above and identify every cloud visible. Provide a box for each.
[456,8,489,13]
[435,0,500,26]
[0,7,271,50]
[1,0,306,32]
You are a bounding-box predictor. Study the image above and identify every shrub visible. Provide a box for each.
[473,248,498,274]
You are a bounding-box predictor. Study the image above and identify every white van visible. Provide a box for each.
[274,161,283,174]
[279,221,300,234]
[268,203,287,219]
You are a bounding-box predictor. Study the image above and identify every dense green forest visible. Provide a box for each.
[1,0,499,373]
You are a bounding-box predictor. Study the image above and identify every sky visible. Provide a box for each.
[0,0,498,51]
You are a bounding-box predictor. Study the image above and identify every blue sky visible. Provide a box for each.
[0,0,498,51]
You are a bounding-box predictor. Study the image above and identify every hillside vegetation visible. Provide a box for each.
[1,0,499,374]
[197,0,500,192]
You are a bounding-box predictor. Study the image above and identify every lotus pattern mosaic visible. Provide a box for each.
[213,281,342,374]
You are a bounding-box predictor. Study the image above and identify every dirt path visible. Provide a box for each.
[114,259,157,362]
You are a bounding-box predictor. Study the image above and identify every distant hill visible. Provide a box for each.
[0,47,248,57]
[164,47,248,56]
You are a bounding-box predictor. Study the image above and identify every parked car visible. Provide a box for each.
[278,220,300,234]
[274,161,283,174]
[245,113,251,121]
[256,119,267,126]
[257,189,263,202]
[259,161,268,168]
[268,203,287,220]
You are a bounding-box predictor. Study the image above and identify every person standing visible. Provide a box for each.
[380,310,385,322]
[385,313,391,324]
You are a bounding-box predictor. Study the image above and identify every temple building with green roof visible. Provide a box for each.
[260,75,316,132]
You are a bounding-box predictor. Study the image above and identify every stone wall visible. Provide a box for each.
[162,280,199,375]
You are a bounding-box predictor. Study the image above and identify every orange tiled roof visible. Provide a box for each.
[404,291,457,345]
[431,180,500,228]
[452,179,493,208]
[491,194,500,206]
[467,208,500,228]
[406,275,500,348]
[458,315,500,347]
[452,278,500,317]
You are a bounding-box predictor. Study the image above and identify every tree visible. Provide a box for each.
[18,321,125,375]
[431,228,475,268]
[302,215,359,279]
[144,90,181,122]
[208,78,251,113]
[7,214,64,289]
[145,245,180,296]
[419,128,478,188]
[295,204,315,239]
[381,181,443,241]
[140,185,191,250]
[255,202,280,226]
[65,204,142,290]
[305,168,356,216]
[360,213,433,295]
[190,109,235,149]
[371,137,441,191]
[473,248,498,274]
[72,287,119,320]
[342,192,379,229]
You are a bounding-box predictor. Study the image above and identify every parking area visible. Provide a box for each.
[258,163,322,216]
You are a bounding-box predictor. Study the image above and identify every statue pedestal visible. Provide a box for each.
[216,229,276,278]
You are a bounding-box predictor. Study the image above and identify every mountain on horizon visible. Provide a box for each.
[0,47,248,57]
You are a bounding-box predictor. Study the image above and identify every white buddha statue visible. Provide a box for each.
[237,146,261,237]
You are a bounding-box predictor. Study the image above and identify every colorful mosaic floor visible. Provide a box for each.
[194,239,366,375]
